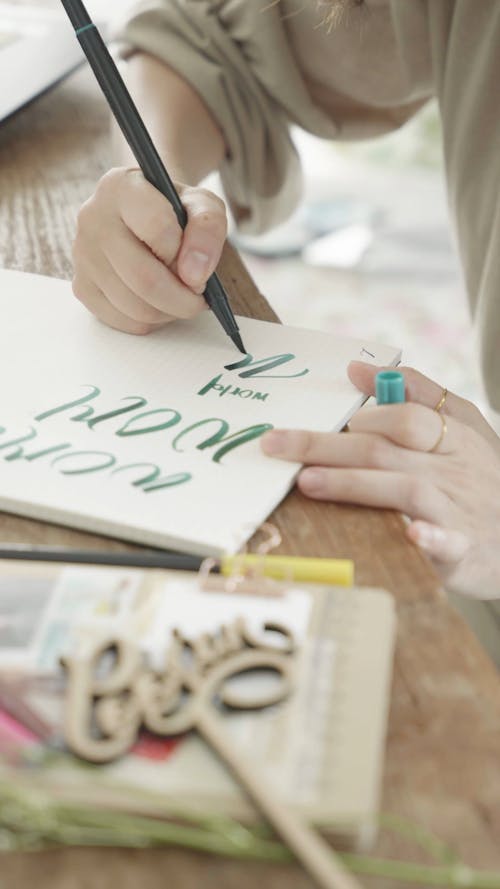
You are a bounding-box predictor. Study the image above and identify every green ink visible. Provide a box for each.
[224,353,309,379]
[173,417,273,463]
[111,463,192,492]
[116,409,181,437]
[0,428,37,460]
[204,424,273,463]
[87,397,148,429]
[230,388,252,398]
[198,375,269,402]
[24,443,72,461]
[35,386,101,422]
[0,429,74,464]
[142,471,191,492]
[35,387,149,431]
[0,422,192,496]
[15,374,278,487]
[197,374,231,397]
[172,418,229,453]
[51,451,116,475]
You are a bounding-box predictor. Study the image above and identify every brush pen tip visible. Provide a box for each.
[232,331,247,354]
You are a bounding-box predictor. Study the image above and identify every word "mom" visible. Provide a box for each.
[0,386,274,495]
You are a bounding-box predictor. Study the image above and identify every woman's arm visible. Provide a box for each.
[111,52,225,182]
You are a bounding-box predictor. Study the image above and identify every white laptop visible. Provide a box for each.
[0,4,87,123]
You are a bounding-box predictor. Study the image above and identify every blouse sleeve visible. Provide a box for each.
[116,0,337,234]
[424,0,500,413]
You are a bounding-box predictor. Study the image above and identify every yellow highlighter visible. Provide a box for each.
[221,554,354,586]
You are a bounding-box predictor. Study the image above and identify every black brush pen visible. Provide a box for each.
[61,0,246,354]
[0,544,204,571]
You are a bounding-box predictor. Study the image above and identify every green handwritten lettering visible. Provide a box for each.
[111,463,192,492]
[0,428,38,460]
[35,386,101,422]
[197,374,231,397]
[173,418,273,463]
[35,387,149,431]
[172,418,229,453]
[206,424,274,462]
[0,423,192,496]
[230,388,252,398]
[87,397,148,429]
[116,409,181,437]
[51,451,116,475]
[224,353,309,379]
[24,444,72,461]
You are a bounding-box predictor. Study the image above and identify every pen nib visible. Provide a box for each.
[232,331,247,354]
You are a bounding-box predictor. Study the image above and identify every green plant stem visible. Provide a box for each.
[3,785,500,887]
[378,814,459,866]
[50,807,289,860]
[340,854,500,889]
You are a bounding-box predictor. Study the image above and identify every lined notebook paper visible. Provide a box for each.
[0,269,400,554]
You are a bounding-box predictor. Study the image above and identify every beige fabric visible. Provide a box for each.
[117,0,500,411]
[448,593,500,668]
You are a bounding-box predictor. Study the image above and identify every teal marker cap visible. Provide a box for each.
[375,370,405,404]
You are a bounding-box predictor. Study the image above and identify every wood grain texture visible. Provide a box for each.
[0,24,499,888]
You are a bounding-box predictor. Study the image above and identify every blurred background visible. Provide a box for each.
[0,0,486,416]
[229,105,486,415]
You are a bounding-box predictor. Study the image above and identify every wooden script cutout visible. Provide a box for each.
[61,618,362,889]
[61,617,295,764]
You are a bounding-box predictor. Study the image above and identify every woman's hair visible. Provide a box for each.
[317,0,365,31]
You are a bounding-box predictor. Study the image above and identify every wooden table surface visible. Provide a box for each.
[1,33,500,889]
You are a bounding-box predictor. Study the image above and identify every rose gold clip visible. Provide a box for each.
[198,523,291,597]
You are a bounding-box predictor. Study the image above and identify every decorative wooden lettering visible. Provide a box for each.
[61,618,295,763]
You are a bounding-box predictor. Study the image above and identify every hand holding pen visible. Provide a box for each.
[73,168,230,337]
[65,0,244,353]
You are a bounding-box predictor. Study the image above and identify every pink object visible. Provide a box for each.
[132,733,182,762]
[0,708,37,749]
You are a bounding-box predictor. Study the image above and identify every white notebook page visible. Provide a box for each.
[0,269,400,554]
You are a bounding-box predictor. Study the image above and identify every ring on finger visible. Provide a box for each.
[429,411,447,453]
[433,387,448,413]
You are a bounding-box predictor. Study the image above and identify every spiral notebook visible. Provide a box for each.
[0,269,400,555]
[0,561,396,850]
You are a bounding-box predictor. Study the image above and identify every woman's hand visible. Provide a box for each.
[261,362,500,599]
[72,168,227,334]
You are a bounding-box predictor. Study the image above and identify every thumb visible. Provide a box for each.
[176,186,228,293]
[347,360,381,397]
[347,360,446,407]
[407,520,470,564]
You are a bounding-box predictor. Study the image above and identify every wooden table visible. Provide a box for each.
[1,47,500,889]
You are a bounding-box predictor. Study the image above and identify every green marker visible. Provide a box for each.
[375,370,405,404]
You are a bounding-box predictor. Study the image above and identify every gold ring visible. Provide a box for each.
[433,387,448,413]
[429,411,447,453]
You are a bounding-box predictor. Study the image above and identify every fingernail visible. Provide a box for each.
[348,360,380,370]
[415,524,447,549]
[262,430,288,456]
[182,250,210,288]
[299,468,325,496]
